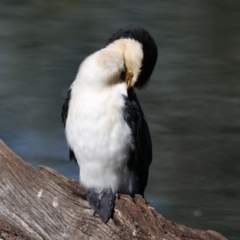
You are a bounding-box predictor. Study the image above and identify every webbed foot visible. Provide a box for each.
[86,189,114,223]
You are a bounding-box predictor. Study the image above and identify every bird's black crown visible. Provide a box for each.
[107,25,158,89]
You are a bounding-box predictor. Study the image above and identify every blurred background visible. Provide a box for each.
[0,0,240,239]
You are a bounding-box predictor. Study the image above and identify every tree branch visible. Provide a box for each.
[0,139,227,240]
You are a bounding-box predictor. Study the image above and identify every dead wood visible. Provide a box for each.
[0,139,227,240]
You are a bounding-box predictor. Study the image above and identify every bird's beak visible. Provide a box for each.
[124,67,133,88]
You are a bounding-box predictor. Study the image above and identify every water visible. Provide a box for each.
[1,1,240,239]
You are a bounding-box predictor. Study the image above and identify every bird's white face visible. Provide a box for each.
[74,38,143,90]
[110,38,143,88]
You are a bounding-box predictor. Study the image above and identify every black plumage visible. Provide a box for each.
[61,89,77,163]
[123,87,152,196]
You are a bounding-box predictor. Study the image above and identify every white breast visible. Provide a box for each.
[65,82,136,193]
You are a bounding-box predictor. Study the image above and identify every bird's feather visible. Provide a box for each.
[123,87,152,196]
[61,89,77,163]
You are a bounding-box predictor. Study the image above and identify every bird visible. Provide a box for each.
[61,25,158,223]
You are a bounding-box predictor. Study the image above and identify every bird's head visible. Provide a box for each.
[75,25,157,90]
[107,25,158,89]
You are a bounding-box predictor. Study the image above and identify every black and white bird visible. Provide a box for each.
[62,25,158,222]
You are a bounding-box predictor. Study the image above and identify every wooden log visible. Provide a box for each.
[0,139,227,240]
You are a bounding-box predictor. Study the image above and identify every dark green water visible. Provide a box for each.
[1,1,240,239]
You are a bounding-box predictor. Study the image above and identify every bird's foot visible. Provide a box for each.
[86,189,114,223]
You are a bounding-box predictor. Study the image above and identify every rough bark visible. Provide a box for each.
[0,139,227,240]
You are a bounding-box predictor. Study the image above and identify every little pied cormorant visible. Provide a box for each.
[62,25,158,223]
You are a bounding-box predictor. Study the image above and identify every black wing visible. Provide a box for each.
[123,88,152,196]
[61,89,77,163]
